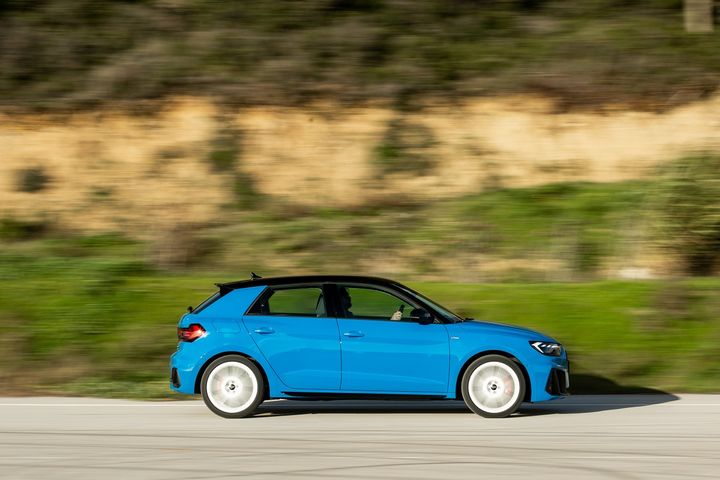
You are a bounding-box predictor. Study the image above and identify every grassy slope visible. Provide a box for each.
[206,181,649,282]
[1,248,718,398]
[421,280,720,393]
[1,180,717,398]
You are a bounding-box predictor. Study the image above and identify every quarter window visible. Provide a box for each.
[248,287,326,317]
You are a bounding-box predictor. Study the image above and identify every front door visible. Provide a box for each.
[335,285,449,394]
[242,285,341,390]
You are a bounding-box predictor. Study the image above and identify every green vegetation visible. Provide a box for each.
[3,1,718,399]
[651,154,720,276]
[201,180,650,281]
[204,120,259,209]
[425,279,720,394]
[1,241,718,398]
[0,217,49,241]
[374,118,436,175]
[206,123,242,173]
[1,1,719,110]
[2,173,719,398]
[15,166,50,193]
[1,177,719,398]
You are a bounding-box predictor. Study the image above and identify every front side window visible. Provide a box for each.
[248,286,326,317]
[398,286,463,323]
[338,286,418,321]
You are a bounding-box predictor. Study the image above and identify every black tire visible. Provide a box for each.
[461,354,526,418]
[200,355,265,418]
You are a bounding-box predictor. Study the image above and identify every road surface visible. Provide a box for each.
[1,395,718,479]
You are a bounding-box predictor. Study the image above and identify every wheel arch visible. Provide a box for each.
[194,351,270,399]
[455,350,531,402]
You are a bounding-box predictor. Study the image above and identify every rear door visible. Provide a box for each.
[334,284,450,394]
[242,284,341,390]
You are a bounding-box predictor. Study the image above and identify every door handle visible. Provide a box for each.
[343,330,365,338]
[253,327,275,335]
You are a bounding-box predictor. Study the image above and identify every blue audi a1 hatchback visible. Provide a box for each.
[170,275,569,418]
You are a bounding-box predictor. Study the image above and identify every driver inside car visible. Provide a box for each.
[339,287,405,321]
[338,287,354,317]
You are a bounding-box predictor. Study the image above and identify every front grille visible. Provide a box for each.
[171,368,180,388]
[545,368,568,396]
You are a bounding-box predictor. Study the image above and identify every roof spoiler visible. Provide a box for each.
[216,272,262,295]
[215,283,230,296]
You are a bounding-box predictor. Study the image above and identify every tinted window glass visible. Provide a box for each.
[191,291,220,314]
[398,286,463,322]
[249,287,326,317]
[339,286,417,321]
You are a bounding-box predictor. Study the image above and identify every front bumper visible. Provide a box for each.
[546,366,570,396]
[527,353,569,402]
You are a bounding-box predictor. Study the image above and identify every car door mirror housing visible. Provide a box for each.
[410,308,434,325]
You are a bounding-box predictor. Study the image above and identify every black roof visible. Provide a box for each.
[217,275,404,294]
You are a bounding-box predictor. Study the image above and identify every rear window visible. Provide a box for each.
[247,287,326,317]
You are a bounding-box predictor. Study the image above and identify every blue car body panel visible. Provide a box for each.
[243,314,342,390]
[445,320,568,402]
[337,319,449,394]
[170,277,569,404]
[171,286,285,395]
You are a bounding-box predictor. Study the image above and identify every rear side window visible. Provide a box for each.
[191,292,221,314]
[247,287,326,317]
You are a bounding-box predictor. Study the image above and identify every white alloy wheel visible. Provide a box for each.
[201,356,264,418]
[461,355,526,418]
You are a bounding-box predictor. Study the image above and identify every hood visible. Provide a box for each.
[451,319,556,342]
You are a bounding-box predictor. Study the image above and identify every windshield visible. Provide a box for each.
[398,285,464,323]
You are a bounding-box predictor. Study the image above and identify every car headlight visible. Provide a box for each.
[530,340,563,356]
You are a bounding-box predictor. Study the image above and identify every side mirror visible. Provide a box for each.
[411,308,434,325]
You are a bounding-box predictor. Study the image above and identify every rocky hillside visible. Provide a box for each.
[2,94,720,234]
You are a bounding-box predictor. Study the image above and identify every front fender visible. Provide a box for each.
[446,326,566,402]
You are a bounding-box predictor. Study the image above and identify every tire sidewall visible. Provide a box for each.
[201,355,265,418]
[461,354,526,418]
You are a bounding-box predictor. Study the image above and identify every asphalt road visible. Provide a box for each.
[1,395,718,480]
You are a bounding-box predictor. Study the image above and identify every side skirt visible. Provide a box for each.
[281,392,448,401]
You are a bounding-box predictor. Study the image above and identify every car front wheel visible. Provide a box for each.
[201,355,264,418]
[461,354,526,418]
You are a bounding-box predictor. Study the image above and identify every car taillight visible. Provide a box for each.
[178,323,206,342]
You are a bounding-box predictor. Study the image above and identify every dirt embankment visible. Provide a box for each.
[1,95,719,234]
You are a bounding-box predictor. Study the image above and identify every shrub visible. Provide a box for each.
[156,147,185,160]
[0,218,48,241]
[233,173,260,210]
[652,154,720,276]
[16,167,50,193]
[374,118,435,176]
[148,225,219,269]
[206,124,242,173]
[204,121,261,209]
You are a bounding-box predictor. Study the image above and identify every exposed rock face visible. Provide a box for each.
[2,95,719,234]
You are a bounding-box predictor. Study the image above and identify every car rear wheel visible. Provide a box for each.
[201,355,264,418]
[461,355,526,418]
